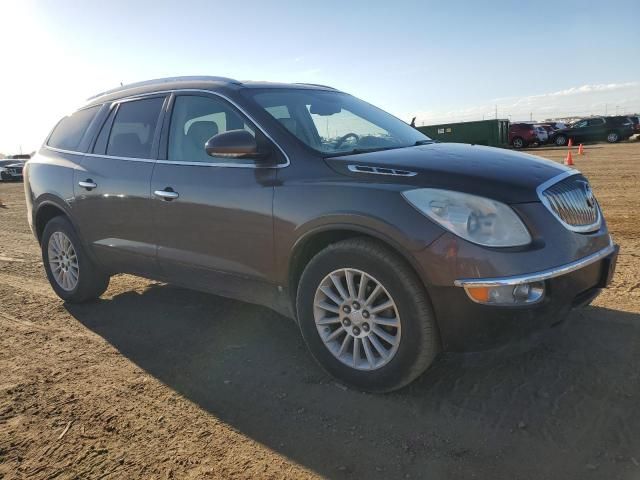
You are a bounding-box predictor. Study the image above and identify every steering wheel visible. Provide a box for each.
[334,132,360,149]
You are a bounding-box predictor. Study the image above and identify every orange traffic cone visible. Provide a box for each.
[567,138,573,148]
[578,144,584,155]
[565,150,574,166]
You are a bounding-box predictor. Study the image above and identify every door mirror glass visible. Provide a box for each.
[205,130,265,159]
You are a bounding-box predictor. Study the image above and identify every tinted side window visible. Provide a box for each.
[587,118,604,126]
[168,95,254,163]
[47,106,100,151]
[107,97,164,158]
[93,106,117,153]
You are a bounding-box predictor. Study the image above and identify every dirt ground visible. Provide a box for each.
[1,142,639,480]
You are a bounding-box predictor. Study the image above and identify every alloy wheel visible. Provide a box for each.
[48,231,79,291]
[313,268,401,371]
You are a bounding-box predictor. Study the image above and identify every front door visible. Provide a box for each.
[73,95,167,275]
[150,93,279,305]
[585,118,606,141]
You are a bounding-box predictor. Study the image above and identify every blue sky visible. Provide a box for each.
[1,0,639,153]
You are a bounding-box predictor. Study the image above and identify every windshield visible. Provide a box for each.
[246,88,431,156]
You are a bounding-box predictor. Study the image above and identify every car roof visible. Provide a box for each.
[84,76,339,107]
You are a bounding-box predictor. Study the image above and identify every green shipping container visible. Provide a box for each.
[417,119,510,148]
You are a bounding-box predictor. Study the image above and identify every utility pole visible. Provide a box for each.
[530,112,533,122]
[495,105,497,120]
[605,104,608,115]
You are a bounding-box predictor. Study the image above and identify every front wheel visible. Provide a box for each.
[296,238,440,392]
[555,134,568,146]
[42,216,110,303]
[511,137,524,149]
[606,131,620,143]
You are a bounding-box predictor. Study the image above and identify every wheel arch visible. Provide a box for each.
[33,196,85,248]
[287,224,430,313]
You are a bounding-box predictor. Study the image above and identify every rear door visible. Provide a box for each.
[73,94,168,275]
[150,92,279,305]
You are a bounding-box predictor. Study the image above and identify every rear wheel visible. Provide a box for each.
[606,131,620,143]
[511,137,524,149]
[296,238,440,392]
[555,134,568,146]
[42,216,110,303]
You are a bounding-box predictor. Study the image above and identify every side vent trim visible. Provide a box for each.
[347,165,417,177]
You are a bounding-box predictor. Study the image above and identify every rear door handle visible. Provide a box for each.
[78,179,97,190]
[154,188,179,201]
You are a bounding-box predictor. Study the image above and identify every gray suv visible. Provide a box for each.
[25,76,618,392]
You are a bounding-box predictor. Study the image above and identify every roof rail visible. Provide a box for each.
[87,76,241,101]
[293,83,337,90]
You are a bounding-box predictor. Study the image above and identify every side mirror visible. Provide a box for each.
[205,130,265,159]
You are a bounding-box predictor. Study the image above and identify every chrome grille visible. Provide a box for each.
[539,173,601,232]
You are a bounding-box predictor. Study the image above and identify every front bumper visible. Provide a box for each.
[430,243,619,351]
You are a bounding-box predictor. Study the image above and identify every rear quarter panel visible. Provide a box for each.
[25,148,83,242]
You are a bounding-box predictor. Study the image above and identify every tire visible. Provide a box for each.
[606,131,620,143]
[511,137,524,149]
[296,238,440,392]
[0,171,10,182]
[555,134,568,146]
[42,216,110,303]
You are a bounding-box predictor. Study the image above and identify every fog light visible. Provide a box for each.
[464,281,544,305]
[513,284,531,300]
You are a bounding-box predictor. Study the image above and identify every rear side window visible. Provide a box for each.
[47,106,100,151]
[106,97,164,158]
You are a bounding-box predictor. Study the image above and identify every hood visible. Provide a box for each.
[325,142,570,203]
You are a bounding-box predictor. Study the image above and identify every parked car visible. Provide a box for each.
[534,125,548,144]
[25,76,618,392]
[0,159,25,181]
[628,115,640,134]
[546,121,568,131]
[509,122,539,148]
[538,124,555,137]
[553,116,634,146]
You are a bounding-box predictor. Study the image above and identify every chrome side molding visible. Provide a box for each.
[454,241,616,288]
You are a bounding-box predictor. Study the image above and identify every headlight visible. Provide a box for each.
[402,188,531,247]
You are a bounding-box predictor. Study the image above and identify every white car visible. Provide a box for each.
[534,126,548,144]
[0,160,25,181]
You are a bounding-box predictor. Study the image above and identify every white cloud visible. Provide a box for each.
[410,82,640,126]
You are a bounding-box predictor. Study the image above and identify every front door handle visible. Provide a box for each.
[78,179,97,190]
[154,188,179,201]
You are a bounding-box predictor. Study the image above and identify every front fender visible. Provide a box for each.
[273,183,446,287]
